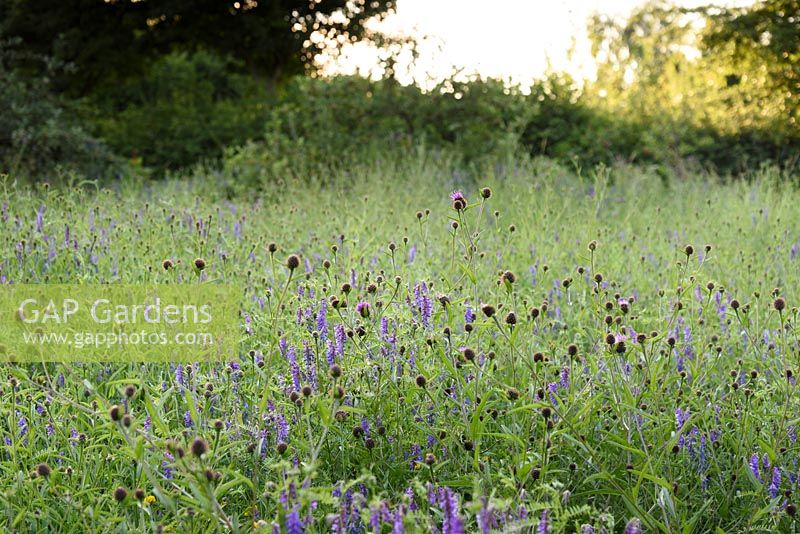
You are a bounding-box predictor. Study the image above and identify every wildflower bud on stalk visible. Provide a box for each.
[109,405,122,422]
[114,487,128,503]
[193,258,206,271]
[191,437,209,457]
[36,463,51,478]
[480,187,492,199]
[286,254,300,271]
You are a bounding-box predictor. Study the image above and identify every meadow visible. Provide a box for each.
[1,156,799,533]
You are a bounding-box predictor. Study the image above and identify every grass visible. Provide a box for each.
[0,157,799,532]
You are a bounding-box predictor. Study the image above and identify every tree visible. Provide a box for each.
[1,0,396,95]
[704,0,799,127]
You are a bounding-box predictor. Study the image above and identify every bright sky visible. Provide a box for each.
[321,0,754,88]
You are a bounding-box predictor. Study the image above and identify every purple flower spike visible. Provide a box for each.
[624,518,642,534]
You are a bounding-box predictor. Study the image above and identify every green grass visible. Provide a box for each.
[0,157,799,532]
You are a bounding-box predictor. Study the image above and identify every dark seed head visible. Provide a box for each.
[415,375,427,388]
[567,344,578,356]
[162,259,173,271]
[193,258,206,271]
[775,297,786,312]
[481,304,496,318]
[329,364,342,378]
[424,453,436,465]
[191,437,209,457]
[276,442,288,455]
[36,463,51,478]
[114,486,128,502]
[134,488,146,501]
[109,404,122,422]
[124,385,136,398]
[286,254,300,270]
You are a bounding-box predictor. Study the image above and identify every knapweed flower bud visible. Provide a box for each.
[286,254,300,271]
[191,437,209,457]
[36,463,51,478]
[684,245,694,256]
[267,242,278,253]
[480,187,492,199]
[124,385,136,398]
[329,364,342,379]
[109,404,122,422]
[415,374,427,388]
[481,304,496,318]
[114,486,128,502]
[450,191,467,211]
[162,259,173,271]
[356,301,371,318]
[774,297,786,312]
[193,258,206,271]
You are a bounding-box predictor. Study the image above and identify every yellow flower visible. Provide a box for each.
[253,520,268,530]
[144,495,156,505]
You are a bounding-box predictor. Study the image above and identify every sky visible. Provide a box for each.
[321,0,755,88]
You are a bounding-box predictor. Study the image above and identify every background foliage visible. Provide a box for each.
[0,0,798,181]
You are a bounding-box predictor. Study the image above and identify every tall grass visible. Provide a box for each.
[0,158,798,532]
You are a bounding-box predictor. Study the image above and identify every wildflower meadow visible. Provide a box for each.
[1,159,799,533]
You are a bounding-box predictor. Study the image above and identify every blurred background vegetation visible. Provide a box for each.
[0,0,797,186]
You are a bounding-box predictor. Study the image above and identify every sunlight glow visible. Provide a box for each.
[320,0,755,89]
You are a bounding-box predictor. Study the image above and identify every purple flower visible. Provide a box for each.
[317,300,328,339]
[326,340,336,368]
[356,301,371,318]
[36,205,45,232]
[184,411,192,428]
[770,467,782,498]
[335,324,346,357]
[437,487,464,534]
[449,191,466,202]
[287,347,300,392]
[286,508,304,534]
[175,364,186,391]
[538,510,549,534]
[465,307,475,324]
[624,518,642,534]
[580,526,595,534]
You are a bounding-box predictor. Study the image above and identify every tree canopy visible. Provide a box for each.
[2,0,396,95]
